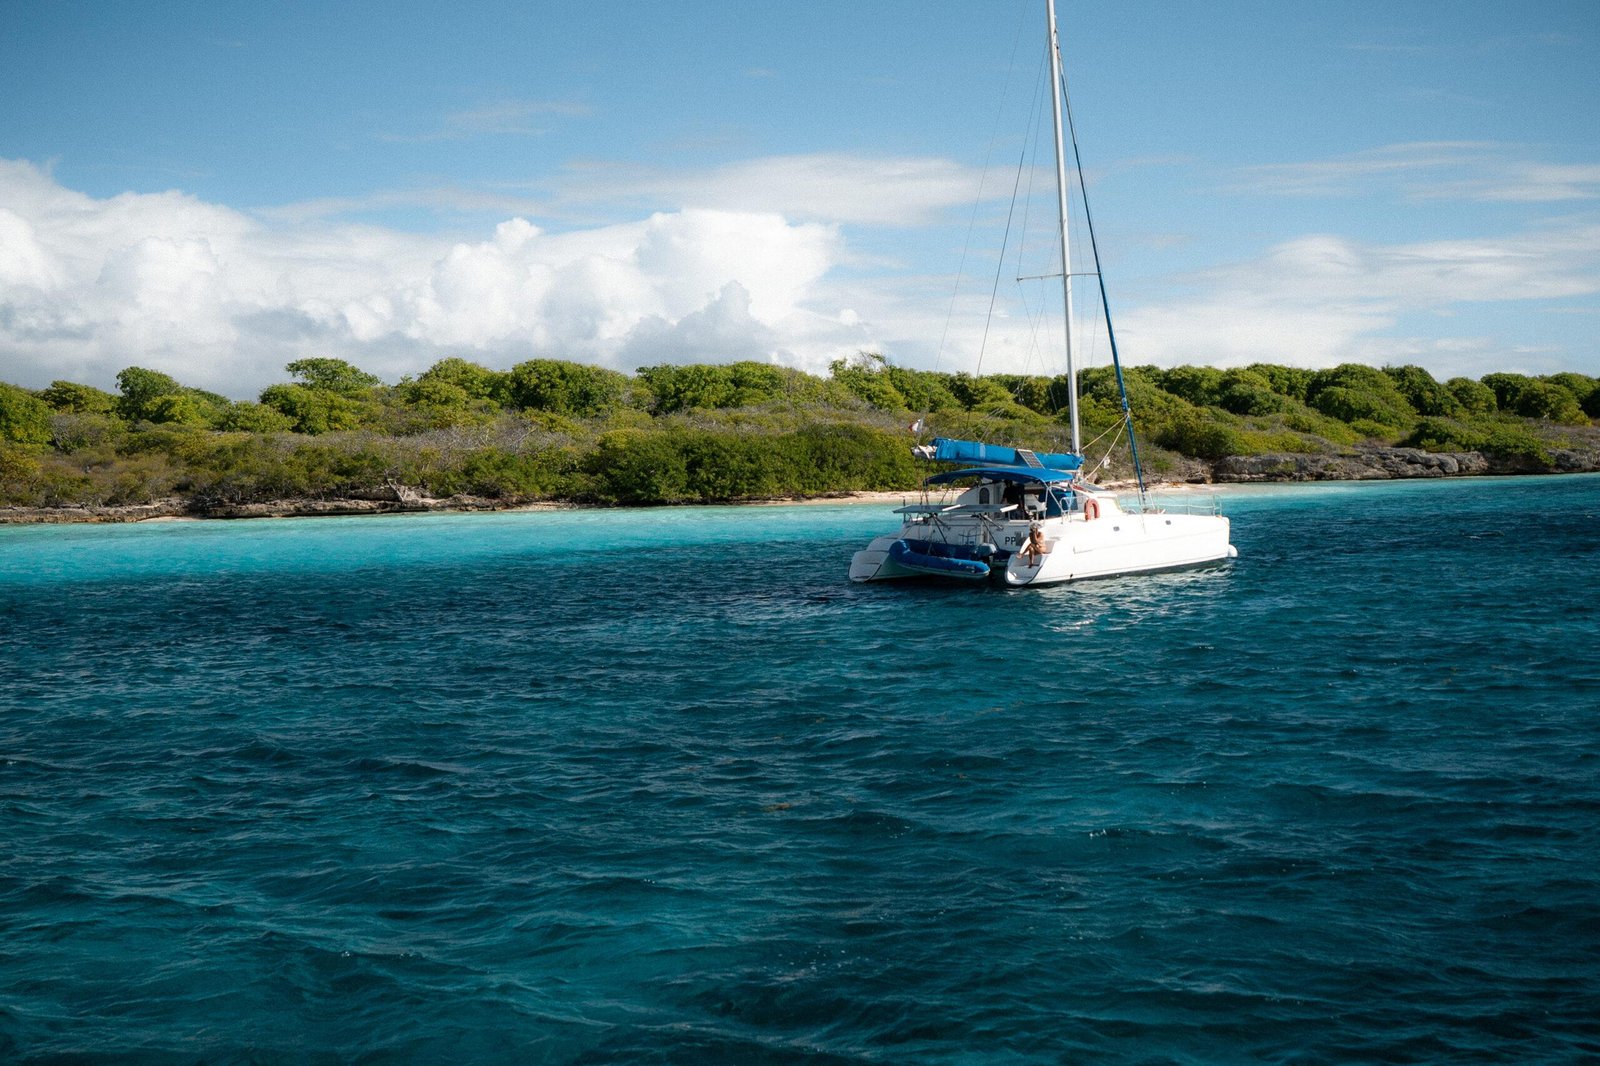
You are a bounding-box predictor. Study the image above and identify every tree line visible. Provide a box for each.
[1,353,1596,509]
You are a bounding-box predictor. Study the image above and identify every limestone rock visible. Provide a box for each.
[1212,449,1491,483]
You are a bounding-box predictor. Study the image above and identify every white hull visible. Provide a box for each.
[1001,511,1234,585]
[849,498,1235,587]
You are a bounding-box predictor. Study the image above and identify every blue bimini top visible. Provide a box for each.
[929,437,1082,471]
[924,466,1077,486]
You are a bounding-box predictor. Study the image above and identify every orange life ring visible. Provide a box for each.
[1083,498,1100,521]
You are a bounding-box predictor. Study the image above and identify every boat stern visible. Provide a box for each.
[849,540,894,582]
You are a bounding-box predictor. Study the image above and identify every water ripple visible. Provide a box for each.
[2,477,1599,1062]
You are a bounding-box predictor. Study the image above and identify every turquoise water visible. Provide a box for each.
[2,475,1598,1063]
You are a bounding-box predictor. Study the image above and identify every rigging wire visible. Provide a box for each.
[1006,37,1108,464]
[1056,50,1149,502]
[973,146,1027,383]
[1012,54,1049,384]
[931,8,1033,380]
[965,145,1028,443]
[973,47,1048,384]
[917,4,1035,445]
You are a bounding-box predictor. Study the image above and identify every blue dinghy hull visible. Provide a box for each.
[885,539,992,580]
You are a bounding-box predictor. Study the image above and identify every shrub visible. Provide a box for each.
[114,367,185,423]
[1480,372,1534,412]
[220,401,296,434]
[1155,412,1244,460]
[637,360,830,412]
[1232,428,1313,455]
[723,362,788,406]
[1347,418,1404,441]
[0,443,44,503]
[789,422,920,491]
[976,399,1049,424]
[443,447,582,498]
[1311,385,1411,429]
[143,393,214,428]
[1475,372,1586,421]
[40,381,118,415]
[1217,368,1293,416]
[1479,424,1552,467]
[1383,365,1460,417]
[828,353,908,411]
[947,372,1013,410]
[1281,409,1360,446]
[1075,394,1125,440]
[1543,373,1599,418]
[418,357,507,402]
[884,366,961,413]
[677,432,788,499]
[1244,363,1314,402]
[1404,417,1485,453]
[0,383,53,445]
[1,354,1590,510]
[1510,381,1586,424]
[285,357,382,395]
[1160,366,1225,407]
[989,374,1053,414]
[259,383,368,434]
[588,429,691,502]
[1305,364,1415,428]
[96,452,183,505]
[1445,377,1497,415]
[506,359,628,417]
[50,411,124,452]
[392,378,500,431]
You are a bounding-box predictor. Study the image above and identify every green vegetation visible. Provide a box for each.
[1,355,1596,512]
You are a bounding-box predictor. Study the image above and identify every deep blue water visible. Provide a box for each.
[2,475,1598,1064]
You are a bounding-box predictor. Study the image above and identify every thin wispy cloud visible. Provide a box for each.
[1431,163,1600,203]
[380,99,593,144]
[1344,42,1434,56]
[1236,142,1600,203]
[550,153,989,227]
[263,151,988,229]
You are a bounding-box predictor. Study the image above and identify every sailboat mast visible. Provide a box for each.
[1046,0,1081,456]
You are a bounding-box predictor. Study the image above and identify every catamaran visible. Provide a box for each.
[849,0,1236,587]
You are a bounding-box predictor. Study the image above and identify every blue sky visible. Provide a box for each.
[1,0,1596,397]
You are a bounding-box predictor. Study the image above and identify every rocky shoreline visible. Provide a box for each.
[0,487,556,525]
[1211,445,1600,482]
[3,446,1596,525]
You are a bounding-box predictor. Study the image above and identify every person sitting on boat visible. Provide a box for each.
[1019,522,1048,566]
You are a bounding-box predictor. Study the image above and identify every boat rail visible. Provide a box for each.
[1126,490,1225,517]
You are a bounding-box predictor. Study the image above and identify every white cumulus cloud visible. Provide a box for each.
[4,154,1596,398]
[1116,225,1600,376]
[0,159,864,396]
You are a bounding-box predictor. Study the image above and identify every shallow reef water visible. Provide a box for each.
[2,474,1598,1063]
